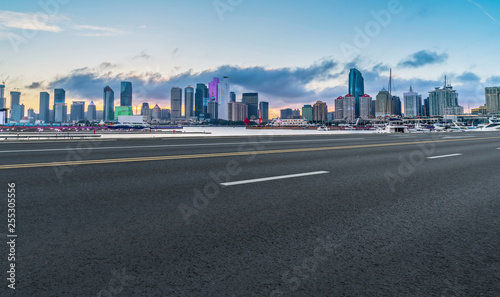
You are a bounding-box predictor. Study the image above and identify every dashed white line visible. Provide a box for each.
[427,153,463,159]
[220,171,330,187]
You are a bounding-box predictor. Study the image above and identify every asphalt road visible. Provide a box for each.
[1,132,499,296]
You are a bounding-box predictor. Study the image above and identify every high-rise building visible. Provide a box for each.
[185,86,194,118]
[485,87,500,114]
[428,83,463,116]
[120,81,133,107]
[141,102,152,122]
[392,96,402,116]
[161,109,171,120]
[302,105,313,121]
[87,101,97,121]
[359,94,372,119]
[171,87,182,118]
[242,93,258,119]
[70,101,86,122]
[259,101,269,121]
[208,78,220,103]
[103,86,115,121]
[11,104,25,123]
[195,83,208,117]
[230,92,236,102]
[0,84,5,109]
[152,104,161,121]
[280,108,293,119]
[39,92,50,123]
[207,101,218,120]
[54,103,67,123]
[404,87,422,117]
[313,101,328,122]
[423,98,430,117]
[217,76,230,120]
[349,68,364,117]
[54,88,65,103]
[335,96,344,120]
[228,101,248,122]
[343,94,356,122]
[10,91,21,120]
[27,108,36,121]
[376,88,391,117]
[10,91,20,107]
[52,89,66,123]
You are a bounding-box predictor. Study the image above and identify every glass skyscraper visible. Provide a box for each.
[208,78,220,102]
[0,84,5,109]
[171,87,182,118]
[39,92,50,123]
[54,88,65,103]
[195,83,208,117]
[242,93,258,120]
[217,76,230,120]
[103,86,115,121]
[120,81,133,107]
[185,86,194,118]
[348,68,364,117]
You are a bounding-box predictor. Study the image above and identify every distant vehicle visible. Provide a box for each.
[317,125,328,131]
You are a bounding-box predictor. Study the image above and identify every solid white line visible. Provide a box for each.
[427,153,463,159]
[0,139,365,154]
[220,171,330,187]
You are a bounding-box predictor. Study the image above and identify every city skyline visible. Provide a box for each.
[1,0,500,115]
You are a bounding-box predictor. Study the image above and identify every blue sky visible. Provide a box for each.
[1,0,499,116]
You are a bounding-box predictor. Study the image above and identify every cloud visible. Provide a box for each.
[172,48,179,56]
[26,82,43,89]
[456,71,481,83]
[44,59,489,110]
[137,25,147,29]
[0,10,66,32]
[397,50,448,68]
[73,25,126,37]
[47,59,339,106]
[99,62,118,69]
[133,50,151,60]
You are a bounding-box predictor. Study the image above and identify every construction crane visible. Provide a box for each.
[1,75,9,85]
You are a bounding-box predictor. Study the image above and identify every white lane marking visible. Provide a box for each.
[0,138,365,154]
[220,171,330,187]
[442,136,476,139]
[427,153,463,159]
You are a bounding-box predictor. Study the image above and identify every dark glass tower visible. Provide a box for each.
[39,92,50,123]
[103,86,115,121]
[195,84,208,117]
[120,81,132,107]
[242,93,258,119]
[348,68,364,117]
